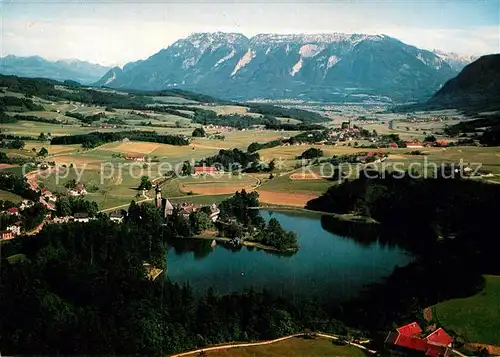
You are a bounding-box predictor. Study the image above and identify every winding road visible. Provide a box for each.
[168,332,377,357]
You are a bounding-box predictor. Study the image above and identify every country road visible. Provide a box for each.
[168,332,377,357]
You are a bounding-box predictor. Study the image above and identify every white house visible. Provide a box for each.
[73,213,91,223]
[6,224,21,236]
[110,211,125,224]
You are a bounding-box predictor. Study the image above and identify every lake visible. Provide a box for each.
[165,210,413,303]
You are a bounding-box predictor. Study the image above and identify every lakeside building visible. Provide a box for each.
[385,322,454,357]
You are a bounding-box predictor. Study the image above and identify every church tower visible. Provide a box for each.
[155,184,162,209]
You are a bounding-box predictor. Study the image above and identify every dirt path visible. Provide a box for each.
[168,332,376,357]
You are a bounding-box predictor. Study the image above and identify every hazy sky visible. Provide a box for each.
[1,0,499,66]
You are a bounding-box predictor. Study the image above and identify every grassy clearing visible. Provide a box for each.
[0,120,93,137]
[6,254,28,264]
[178,174,258,195]
[38,164,182,210]
[169,194,233,206]
[200,337,366,357]
[259,172,333,196]
[0,189,23,203]
[432,275,500,346]
[276,116,302,124]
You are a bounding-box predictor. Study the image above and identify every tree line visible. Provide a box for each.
[0,172,40,202]
[50,131,189,148]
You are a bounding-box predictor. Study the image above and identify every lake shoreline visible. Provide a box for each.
[191,234,299,253]
[254,204,379,225]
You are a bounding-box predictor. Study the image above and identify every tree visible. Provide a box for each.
[38,132,46,141]
[298,147,323,160]
[192,127,206,138]
[138,176,152,191]
[181,161,192,176]
[37,147,48,157]
[424,135,437,142]
[8,139,25,149]
[189,211,212,234]
[268,159,276,172]
[55,196,72,217]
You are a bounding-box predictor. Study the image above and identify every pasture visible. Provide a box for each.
[178,173,259,195]
[0,120,94,137]
[0,189,23,203]
[200,337,366,357]
[432,275,500,346]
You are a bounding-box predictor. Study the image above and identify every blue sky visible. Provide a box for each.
[1,0,498,66]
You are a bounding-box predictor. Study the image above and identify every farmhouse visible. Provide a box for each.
[73,212,91,223]
[125,153,145,162]
[405,140,424,149]
[193,166,218,176]
[6,223,22,236]
[385,322,454,357]
[6,207,19,216]
[20,200,34,210]
[68,183,87,196]
[110,211,125,224]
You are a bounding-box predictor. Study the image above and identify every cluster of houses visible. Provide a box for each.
[405,139,454,149]
[0,200,34,241]
[356,151,388,164]
[104,184,220,225]
[385,322,454,357]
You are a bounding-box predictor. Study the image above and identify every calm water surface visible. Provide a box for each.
[165,210,413,303]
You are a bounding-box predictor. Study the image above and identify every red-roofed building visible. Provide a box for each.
[405,140,424,149]
[394,334,428,352]
[193,166,218,176]
[397,321,423,336]
[125,153,145,162]
[425,328,454,347]
[7,207,19,216]
[385,323,454,357]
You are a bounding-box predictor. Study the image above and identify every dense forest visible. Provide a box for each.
[0,96,45,112]
[444,113,500,146]
[246,103,329,124]
[247,130,330,153]
[50,131,189,148]
[0,202,347,355]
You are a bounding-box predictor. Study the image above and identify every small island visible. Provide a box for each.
[213,190,299,252]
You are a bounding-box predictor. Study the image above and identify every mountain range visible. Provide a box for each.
[95,32,476,103]
[0,55,111,84]
[427,54,500,111]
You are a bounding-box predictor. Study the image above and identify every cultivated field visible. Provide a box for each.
[200,337,366,357]
[431,275,500,346]
[0,189,23,203]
